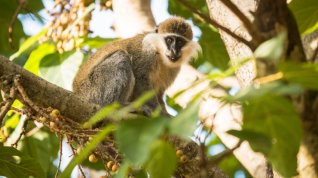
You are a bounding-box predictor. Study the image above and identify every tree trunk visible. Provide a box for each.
[206,0,318,177]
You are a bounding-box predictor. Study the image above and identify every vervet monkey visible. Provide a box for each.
[73,17,201,115]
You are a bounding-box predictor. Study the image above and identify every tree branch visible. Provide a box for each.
[219,0,263,44]
[176,0,256,50]
[0,55,99,123]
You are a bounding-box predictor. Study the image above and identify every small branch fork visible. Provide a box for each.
[176,0,262,50]
[0,86,17,124]
[67,136,87,178]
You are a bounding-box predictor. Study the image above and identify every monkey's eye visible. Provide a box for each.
[166,37,173,44]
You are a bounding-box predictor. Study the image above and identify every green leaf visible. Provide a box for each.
[77,37,115,49]
[116,118,167,166]
[83,103,120,128]
[39,51,84,90]
[279,62,318,90]
[226,81,303,102]
[197,24,230,69]
[10,29,47,60]
[114,162,130,178]
[24,43,56,75]
[228,129,271,154]
[61,125,115,178]
[254,32,286,62]
[242,95,302,178]
[289,0,318,35]
[168,100,200,140]
[145,140,177,178]
[20,130,59,174]
[168,0,208,19]
[0,145,45,178]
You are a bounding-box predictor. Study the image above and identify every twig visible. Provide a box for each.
[13,75,51,119]
[55,135,63,178]
[310,43,318,62]
[208,141,242,164]
[11,117,29,147]
[8,0,26,49]
[199,127,213,177]
[219,0,263,43]
[0,101,6,108]
[176,0,256,50]
[67,136,87,178]
[0,87,17,124]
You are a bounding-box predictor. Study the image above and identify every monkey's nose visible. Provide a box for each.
[167,55,179,62]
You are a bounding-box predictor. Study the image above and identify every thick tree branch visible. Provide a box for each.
[0,55,99,123]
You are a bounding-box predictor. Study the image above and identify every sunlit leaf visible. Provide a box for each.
[0,145,45,178]
[114,162,130,178]
[24,43,56,75]
[289,0,318,35]
[39,51,84,90]
[116,118,167,166]
[168,100,200,140]
[10,29,47,61]
[145,140,177,178]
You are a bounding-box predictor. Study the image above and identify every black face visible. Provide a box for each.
[164,35,187,62]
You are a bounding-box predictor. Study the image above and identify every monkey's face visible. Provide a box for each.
[164,35,187,62]
[142,33,201,68]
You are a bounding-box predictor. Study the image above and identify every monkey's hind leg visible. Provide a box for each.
[84,51,135,106]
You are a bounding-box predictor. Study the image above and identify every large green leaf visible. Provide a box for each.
[289,0,318,35]
[168,0,208,18]
[19,130,59,174]
[242,95,302,178]
[145,140,177,178]
[197,24,230,69]
[39,51,84,90]
[24,42,56,75]
[0,145,45,178]
[116,118,167,166]
[228,129,271,154]
[168,100,200,140]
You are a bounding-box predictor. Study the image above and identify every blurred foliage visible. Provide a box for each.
[289,0,318,35]
[0,0,317,178]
